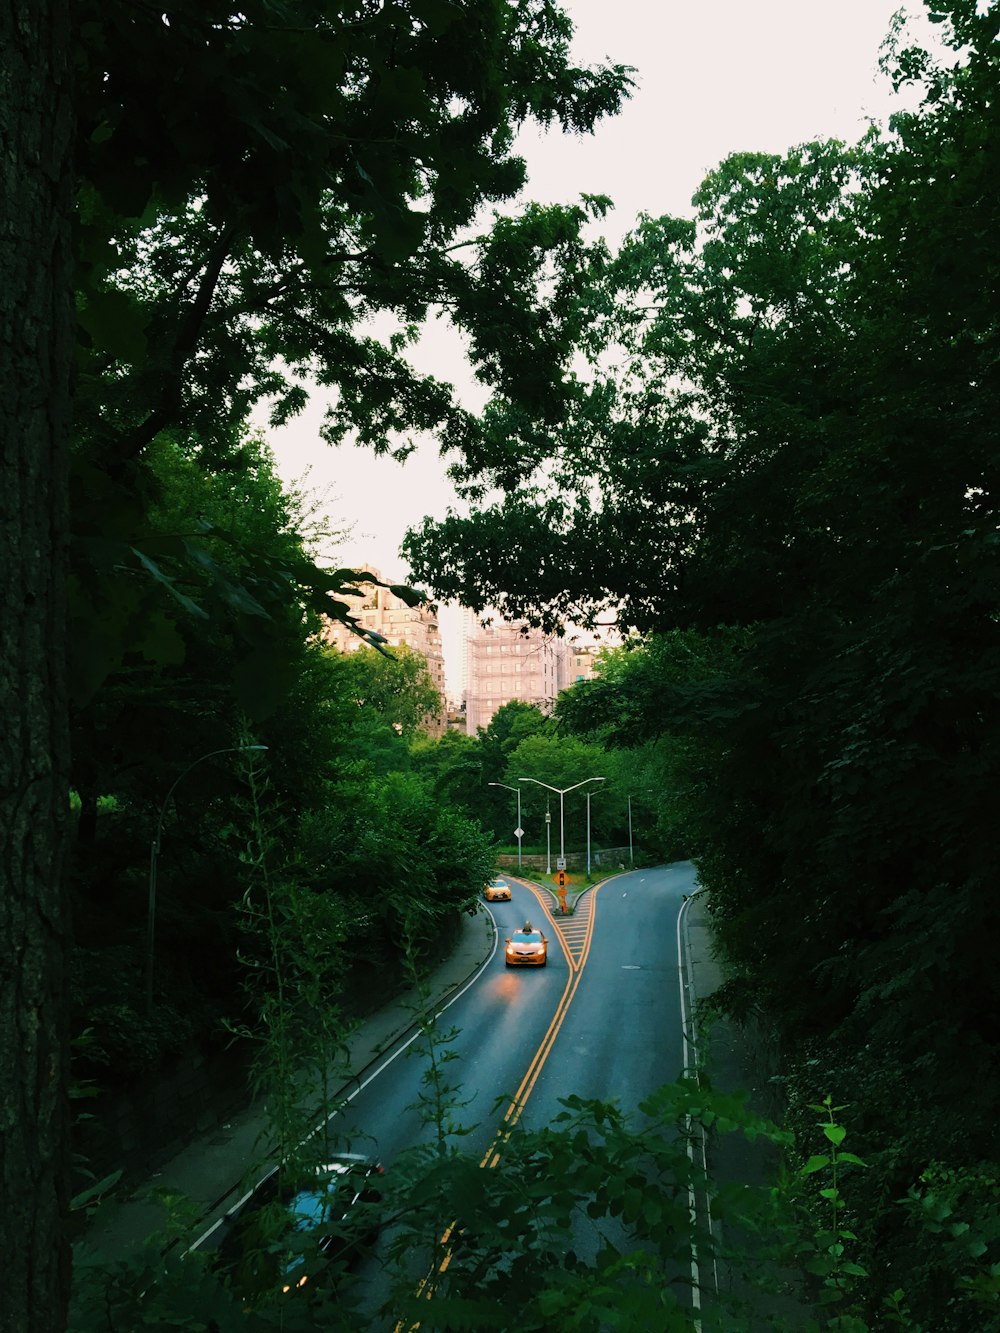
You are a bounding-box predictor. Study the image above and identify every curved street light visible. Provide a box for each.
[146,744,268,1012]
[517,776,605,874]
[488,781,522,868]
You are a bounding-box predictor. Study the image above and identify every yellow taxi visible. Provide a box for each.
[483,876,512,902]
[504,921,548,966]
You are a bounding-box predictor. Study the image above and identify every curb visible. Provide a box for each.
[77,906,497,1261]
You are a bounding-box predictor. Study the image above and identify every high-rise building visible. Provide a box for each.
[321,568,446,736]
[463,618,568,734]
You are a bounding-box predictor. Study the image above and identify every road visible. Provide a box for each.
[186,861,703,1328]
[330,862,697,1165]
[74,862,707,1333]
[323,862,701,1322]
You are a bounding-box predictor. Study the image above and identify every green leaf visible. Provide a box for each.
[70,1169,123,1211]
[837,1152,868,1168]
[130,548,209,619]
[78,287,149,361]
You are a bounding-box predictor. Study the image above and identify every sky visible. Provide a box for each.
[253,0,927,688]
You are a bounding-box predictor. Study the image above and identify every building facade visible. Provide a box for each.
[562,643,600,687]
[463,619,568,735]
[321,569,446,736]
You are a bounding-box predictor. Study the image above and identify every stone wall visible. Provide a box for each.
[74,1039,255,1189]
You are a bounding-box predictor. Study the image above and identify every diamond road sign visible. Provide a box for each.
[514,827,524,838]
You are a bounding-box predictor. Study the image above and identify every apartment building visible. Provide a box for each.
[563,643,601,687]
[463,618,568,735]
[321,568,446,736]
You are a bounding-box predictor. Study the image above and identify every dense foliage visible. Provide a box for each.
[61,0,633,1091]
[12,0,1000,1326]
[61,0,632,1084]
[0,2,635,1327]
[404,2,1000,1324]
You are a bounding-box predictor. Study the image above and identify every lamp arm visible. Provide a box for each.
[561,777,607,796]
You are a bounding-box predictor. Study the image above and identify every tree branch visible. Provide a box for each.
[119,219,239,461]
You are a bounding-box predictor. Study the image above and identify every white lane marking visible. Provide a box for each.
[676,891,709,1327]
[189,916,500,1254]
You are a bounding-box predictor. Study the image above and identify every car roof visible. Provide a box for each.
[226,1153,373,1217]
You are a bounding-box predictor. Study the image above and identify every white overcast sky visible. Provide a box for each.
[255,0,927,683]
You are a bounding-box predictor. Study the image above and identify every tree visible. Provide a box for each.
[335,642,442,739]
[70,0,632,707]
[0,4,75,1329]
[504,732,617,848]
[402,130,874,632]
[404,4,1000,1321]
[555,638,732,862]
[2,4,633,1327]
[477,700,552,775]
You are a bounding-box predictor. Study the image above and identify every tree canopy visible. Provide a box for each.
[2,2,634,1328]
[69,0,633,715]
[403,2,1000,1323]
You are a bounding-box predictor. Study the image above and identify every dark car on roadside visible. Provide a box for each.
[212,1152,383,1303]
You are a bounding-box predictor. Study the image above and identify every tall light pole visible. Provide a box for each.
[545,803,551,875]
[488,781,522,868]
[628,794,634,867]
[146,744,268,1013]
[518,776,605,873]
[586,789,593,878]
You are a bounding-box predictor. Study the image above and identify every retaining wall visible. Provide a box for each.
[496,846,633,873]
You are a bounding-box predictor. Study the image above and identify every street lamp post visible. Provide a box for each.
[586,790,592,878]
[518,776,606,873]
[146,744,268,1013]
[488,781,522,868]
[628,794,634,867]
[545,804,551,875]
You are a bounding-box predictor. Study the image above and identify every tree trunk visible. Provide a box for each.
[0,2,75,1329]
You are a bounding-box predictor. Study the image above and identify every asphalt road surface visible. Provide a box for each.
[328,863,696,1162]
[331,862,701,1321]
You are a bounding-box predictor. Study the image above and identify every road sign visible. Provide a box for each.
[514,827,524,839]
[556,857,566,870]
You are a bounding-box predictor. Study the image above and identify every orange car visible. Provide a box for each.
[483,877,512,902]
[504,921,548,967]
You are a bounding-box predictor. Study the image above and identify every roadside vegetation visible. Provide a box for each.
[4,0,998,1329]
[405,1,1000,1325]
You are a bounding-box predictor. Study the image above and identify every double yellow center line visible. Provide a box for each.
[481,882,598,1157]
[398,884,603,1327]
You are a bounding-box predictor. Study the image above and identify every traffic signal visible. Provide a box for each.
[556,870,567,889]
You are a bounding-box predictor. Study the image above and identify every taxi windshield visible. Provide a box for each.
[511,931,542,943]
